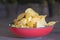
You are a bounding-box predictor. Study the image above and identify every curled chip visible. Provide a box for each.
[47,21,57,26]
[16,13,25,21]
[25,8,39,18]
[11,8,57,28]
[39,15,47,26]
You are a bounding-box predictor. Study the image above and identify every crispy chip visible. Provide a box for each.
[36,21,45,28]
[16,13,25,21]
[11,8,57,28]
[26,21,34,28]
[47,21,56,26]
[25,8,39,18]
[19,18,27,25]
[39,15,47,25]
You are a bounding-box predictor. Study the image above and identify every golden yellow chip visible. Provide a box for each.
[47,21,56,26]
[19,18,27,25]
[39,15,47,25]
[31,18,40,23]
[25,8,39,18]
[13,19,18,26]
[36,21,45,28]
[11,8,57,28]
[26,21,34,28]
[16,13,25,21]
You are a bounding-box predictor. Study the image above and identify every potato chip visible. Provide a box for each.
[31,18,40,23]
[47,21,56,26]
[25,8,39,18]
[19,18,27,25]
[31,15,47,26]
[13,19,18,25]
[11,24,16,27]
[11,8,57,28]
[33,22,37,28]
[36,21,45,28]
[27,16,32,22]
[16,13,25,21]
[39,15,47,25]
[26,21,34,28]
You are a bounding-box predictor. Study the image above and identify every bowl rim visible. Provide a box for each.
[9,25,54,29]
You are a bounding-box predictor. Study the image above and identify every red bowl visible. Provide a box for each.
[9,26,54,38]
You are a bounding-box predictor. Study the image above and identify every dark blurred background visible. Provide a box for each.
[0,0,56,18]
[0,0,60,18]
[0,0,60,38]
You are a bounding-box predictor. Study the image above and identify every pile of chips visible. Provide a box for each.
[11,8,56,28]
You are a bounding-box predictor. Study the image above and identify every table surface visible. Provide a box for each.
[0,33,60,40]
[0,19,60,40]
